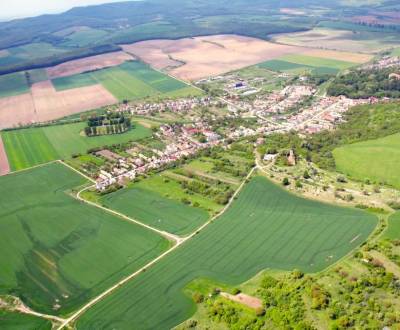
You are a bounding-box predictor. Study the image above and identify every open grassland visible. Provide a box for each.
[60,28,110,47]
[385,212,400,240]
[100,187,209,235]
[273,28,400,54]
[0,310,51,330]
[76,176,377,330]
[0,162,169,315]
[0,72,29,98]
[333,133,400,189]
[1,121,152,171]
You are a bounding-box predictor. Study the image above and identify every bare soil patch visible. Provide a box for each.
[0,81,117,129]
[123,35,306,81]
[0,136,10,176]
[280,8,306,15]
[221,292,263,309]
[46,51,135,78]
[31,80,117,122]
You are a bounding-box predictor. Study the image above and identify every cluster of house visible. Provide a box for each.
[226,85,315,116]
[364,56,400,71]
[287,96,378,134]
[95,124,221,190]
[115,97,217,116]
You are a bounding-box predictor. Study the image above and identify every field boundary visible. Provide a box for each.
[0,135,10,176]
[56,166,256,330]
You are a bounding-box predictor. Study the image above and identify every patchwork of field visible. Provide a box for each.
[272,28,400,54]
[0,135,10,175]
[122,35,306,81]
[0,60,198,129]
[258,53,359,75]
[46,51,135,78]
[0,310,51,330]
[0,81,117,130]
[101,187,209,235]
[0,162,169,315]
[1,121,152,171]
[76,176,377,329]
[385,212,400,240]
[333,133,400,189]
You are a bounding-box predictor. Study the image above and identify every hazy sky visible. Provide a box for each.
[0,0,134,20]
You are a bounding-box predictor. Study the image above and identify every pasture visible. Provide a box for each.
[258,59,341,75]
[333,133,400,189]
[385,212,400,240]
[77,176,377,330]
[0,162,169,315]
[0,311,51,330]
[1,121,152,171]
[101,187,209,235]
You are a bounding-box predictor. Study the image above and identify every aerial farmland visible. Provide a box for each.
[0,0,400,329]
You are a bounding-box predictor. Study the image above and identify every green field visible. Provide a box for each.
[77,176,377,329]
[1,121,152,171]
[60,28,110,47]
[385,212,400,240]
[259,59,340,75]
[101,187,209,235]
[0,72,29,97]
[52,61,201,101]
[333,133,400,189]
[0,162,169,315]
[280,54,355,70]
[0,311,51,330]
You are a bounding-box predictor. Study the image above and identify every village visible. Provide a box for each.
[90,55,399,191]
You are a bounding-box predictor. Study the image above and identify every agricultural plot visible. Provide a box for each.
[333,133,400,189]
[385,212,400,240]
[259,54,357,75]
[52,61,200,101]
[1,121,152,171]
[60,28,109,47]
[0,162,169,315]
[101,187,209,235]
[77,176,377,330]
[0,72,29,98]
[0,310,51,330]
[273,28,400,54]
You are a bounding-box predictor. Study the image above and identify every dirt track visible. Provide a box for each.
[0,135,10,176]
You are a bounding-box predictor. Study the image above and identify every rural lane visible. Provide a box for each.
[56,166,256,330]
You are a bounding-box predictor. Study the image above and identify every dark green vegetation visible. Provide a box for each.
[259,102,400,172]
[328,67,400,98]
[85,112,131,137]
[52,61,199,101]
[101,187,209,235]
[0,310,51,330]
[187,248,400,329]
[1,121,152,171]
[386,212,400,239]
[0,163,169,315]
[334,133,400,189]
[76,176,377,329]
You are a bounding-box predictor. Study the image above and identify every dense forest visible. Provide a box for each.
[327,68,400,99]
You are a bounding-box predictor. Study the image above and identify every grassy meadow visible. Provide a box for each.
[1,121,152,171]
[0,162,169,315]
[385,212,400,240]
[76,176,377,330]
[333,133,400,189]
[0,72,29,97]
[52,61,201,101]
[0,310,51,330]
[101,187,209,235]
